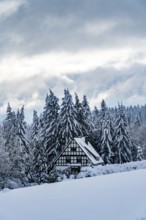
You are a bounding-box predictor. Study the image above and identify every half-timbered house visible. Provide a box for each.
[55,137,103,174]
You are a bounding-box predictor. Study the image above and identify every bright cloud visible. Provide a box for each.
[83,20,117,36]
[0,0,146,121]
[0,45,146,120]
[1,45,146,84]
[0,0,26,17]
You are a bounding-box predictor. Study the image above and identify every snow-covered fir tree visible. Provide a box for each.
[3,104,28,181]
[0,124,11,185]
[31,110,39,142]
[100,113,114,164]
[33,139,48,184]
[27,110,40,182]
[81,95,94,140]
[90,106,101,151]
[97,100,108,149]
[74,93,87,135]
[17,106,29,154]
[0,90,146,188]
[32,90,60,182]
[41,90,60,169]
[100,99,107,119]
[92,107,100,129]
[113,105,133,164]
[134,114,141,127]
[58,89,82,149]
[74,93,82,124]
[16,106,30,177]
[136,146,143,161]
[3,104,18,163]
[82,95,92,123]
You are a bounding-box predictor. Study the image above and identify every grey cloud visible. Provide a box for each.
[0,0,146,122]
[68,64,146,108]
[0,63,146,121]
[0,72,73,117]
[0,0,146,56]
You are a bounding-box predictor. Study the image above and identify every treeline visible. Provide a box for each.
[0,89,146,188]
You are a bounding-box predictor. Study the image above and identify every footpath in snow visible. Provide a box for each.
[0,169,146,220]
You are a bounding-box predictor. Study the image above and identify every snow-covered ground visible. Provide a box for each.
[77,160,146,179]
[0,169,146,220]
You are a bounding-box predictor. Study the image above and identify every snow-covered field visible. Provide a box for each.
[0,169,146,220]
[77,160,146,179]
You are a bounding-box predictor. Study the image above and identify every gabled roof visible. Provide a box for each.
[74,137,103,165]
[54,137,103,167]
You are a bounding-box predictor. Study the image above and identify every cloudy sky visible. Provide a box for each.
[0,0,146,122]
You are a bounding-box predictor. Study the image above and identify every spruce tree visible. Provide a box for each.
[96,100,108,155]
[0,124,11,183]
[33,90,60,182]
[3,104,17,159]
[131,141,138,161]
[31,110,39,142]
[136,146,143,161]
[113,105,132,164]
[100,100,107,119]
[3,104,26,180]
[33,139,48,184]
[18,106,29,182]
[134,114,141,127]
[28,110,40,182]
[92,107,100,129]
[41,90,60,169]
[81,95,94,139]
[58,89,82,149]
[74,93,86,135]
[17,106,29,154]
[91,106,101,153]
[100,113,113,164]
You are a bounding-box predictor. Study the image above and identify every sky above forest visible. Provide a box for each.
[0,0,146,121]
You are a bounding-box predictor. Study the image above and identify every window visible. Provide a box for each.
[57,156,66,166]
[71,156,76,163]
[77,156,82,163]
[82,156,88,166]
[66,157,71,163]
[71,147,76,152]
[71,167,80,174]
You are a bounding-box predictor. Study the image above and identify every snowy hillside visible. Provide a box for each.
[0,169,146,220]
[77,160,146,179]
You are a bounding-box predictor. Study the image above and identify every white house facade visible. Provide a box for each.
[55,137,103,174]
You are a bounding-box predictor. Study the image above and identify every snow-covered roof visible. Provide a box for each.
[74,137,103,165]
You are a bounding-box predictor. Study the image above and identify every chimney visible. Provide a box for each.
[85,136,88,145]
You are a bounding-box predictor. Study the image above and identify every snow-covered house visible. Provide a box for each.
[55,137,103,174]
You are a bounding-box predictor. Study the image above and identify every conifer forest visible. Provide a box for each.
[0,89,146,188]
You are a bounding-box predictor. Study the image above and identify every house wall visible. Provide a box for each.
[56,140,92,166]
